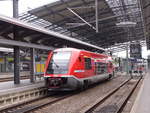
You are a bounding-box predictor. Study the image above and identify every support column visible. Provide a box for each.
[126,44,129,75]
[148,56,150,69]
[30,48,35,83]
[13,0,19,18]
[14,46,20,84]
[4,56,7,72]
[95,0,99,33]
[13,0,20,84]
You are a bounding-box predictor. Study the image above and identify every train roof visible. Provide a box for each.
[54,48,80,52]
[53,48,110,58]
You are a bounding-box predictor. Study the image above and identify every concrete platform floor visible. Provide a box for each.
[130,71,150,113]
[0,71,30,78]
[0,79,44,96]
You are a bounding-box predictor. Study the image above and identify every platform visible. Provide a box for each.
[0,79,44,96]
[131,71,150,113]
[0,79,47,110]
[0,71,30,78]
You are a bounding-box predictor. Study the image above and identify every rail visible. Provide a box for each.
[1,91,79,113]
[83,77,142,113]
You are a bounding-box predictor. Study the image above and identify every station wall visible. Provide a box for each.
[0,56,45,75]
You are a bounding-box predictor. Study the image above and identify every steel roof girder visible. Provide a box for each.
[0,39,55,50]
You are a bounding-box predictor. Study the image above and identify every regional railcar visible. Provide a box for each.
[44,48,114,91]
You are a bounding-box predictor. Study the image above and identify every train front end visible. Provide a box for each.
[44,49,80,91]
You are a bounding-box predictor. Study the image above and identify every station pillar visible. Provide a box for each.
[13,0,20,84]
[126,44,129,75]
[147,55,150,69]
[13,0,19,18]
[4,56,7,72]
[14,46,20,84]
[30,48,35,83]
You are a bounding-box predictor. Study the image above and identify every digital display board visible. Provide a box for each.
[130,43,142,59]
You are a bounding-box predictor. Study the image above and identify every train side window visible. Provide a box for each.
[84,58,92,70]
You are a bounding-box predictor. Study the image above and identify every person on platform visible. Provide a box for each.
[139,65,144,76]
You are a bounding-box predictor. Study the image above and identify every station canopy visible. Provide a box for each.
[19,0,146,53]
[0,15,105,54]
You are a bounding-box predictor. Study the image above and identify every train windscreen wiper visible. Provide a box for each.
[51,59,59,68]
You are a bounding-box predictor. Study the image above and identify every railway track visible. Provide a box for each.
[83,77,142,113]
[0,77,117,113]
[0,91,79,113]
[0,76,141,113]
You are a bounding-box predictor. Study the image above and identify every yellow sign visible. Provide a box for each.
[35,62,45,74]
[0,58,4,63]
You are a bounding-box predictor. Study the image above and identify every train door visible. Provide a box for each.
[84,57,93,77]
[95,62,107,75]
[107,62,113,73]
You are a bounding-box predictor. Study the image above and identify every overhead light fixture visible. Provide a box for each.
[116,21,136,27]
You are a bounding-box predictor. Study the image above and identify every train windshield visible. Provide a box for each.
[46,51,71,74]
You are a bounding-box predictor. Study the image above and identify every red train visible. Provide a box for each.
[44,48,115,91]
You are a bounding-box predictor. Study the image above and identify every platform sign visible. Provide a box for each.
[130,43,142,59]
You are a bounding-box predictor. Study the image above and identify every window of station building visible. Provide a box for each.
[84,58,92,70]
